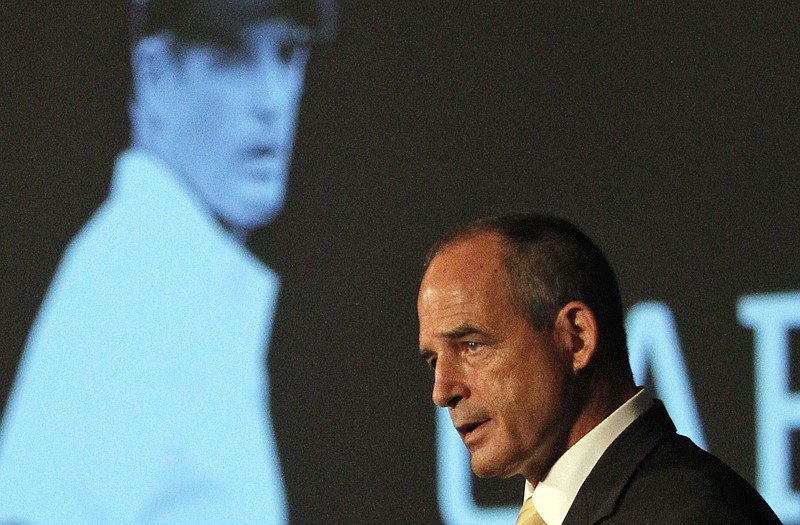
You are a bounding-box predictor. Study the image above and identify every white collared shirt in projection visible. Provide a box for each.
[0,149,286,524]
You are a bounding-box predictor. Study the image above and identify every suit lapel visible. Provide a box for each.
[562,401,676,525]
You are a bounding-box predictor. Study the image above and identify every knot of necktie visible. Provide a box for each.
[515,497,547,525]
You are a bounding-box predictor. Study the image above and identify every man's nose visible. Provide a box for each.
[251,63,302,121]
[431,355,468,408]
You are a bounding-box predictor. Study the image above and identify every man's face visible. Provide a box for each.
[158,18,310,234]
[418,233,574,481]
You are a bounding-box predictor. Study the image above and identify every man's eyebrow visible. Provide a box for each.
[440,323,486,340]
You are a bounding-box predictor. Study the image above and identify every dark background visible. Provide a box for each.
[2,2,798,523]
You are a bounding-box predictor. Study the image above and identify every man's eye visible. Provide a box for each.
[278,41,309,64]
[211,45,249,66]
[465,341,480,352]
[420,352,437,370]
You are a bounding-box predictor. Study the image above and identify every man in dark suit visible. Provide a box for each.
[417,213,781,524]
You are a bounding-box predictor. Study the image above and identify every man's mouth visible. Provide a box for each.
[246,145,279,159]
[456,420,489,439]
[241,146,285,179]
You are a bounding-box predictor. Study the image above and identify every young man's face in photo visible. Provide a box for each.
[160,18,312,234]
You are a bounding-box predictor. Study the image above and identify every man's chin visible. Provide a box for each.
[468,445,531,480]
[226,199,284,226]
[216,206,283,242]
[469,452,512,479]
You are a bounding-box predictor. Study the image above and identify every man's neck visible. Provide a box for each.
[522,388,653,525]
[566,377,639,451]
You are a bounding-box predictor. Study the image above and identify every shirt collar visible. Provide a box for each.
[111,148,271,279]
[523,388,653,525]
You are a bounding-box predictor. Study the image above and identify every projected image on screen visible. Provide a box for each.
[0,1,335,522]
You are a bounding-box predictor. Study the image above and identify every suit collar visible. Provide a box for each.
[562,400,676,525]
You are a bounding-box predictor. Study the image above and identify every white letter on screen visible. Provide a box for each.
[738,291,800,525]
[626,301,706,448]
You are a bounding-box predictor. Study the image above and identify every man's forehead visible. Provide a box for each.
[243,17,313,41]
[419,235,514,316]
[173,17,312,51]
[424,232,508,284]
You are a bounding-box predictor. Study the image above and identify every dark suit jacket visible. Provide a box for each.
[562,401,782,524]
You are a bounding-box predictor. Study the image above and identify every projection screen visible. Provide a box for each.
[1,3,797,523]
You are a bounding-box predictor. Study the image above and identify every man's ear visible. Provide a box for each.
[554,301,598,373]
[130,34,179,115]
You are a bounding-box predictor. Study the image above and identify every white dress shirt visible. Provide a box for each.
[522,388,654,525]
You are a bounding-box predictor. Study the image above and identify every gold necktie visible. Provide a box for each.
[515,497,546,525]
